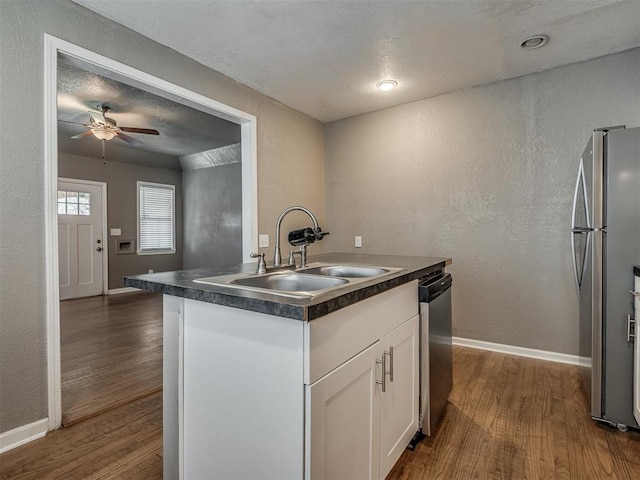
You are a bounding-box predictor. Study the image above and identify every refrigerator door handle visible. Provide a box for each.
[571,233,580,291]
[571,230,591,292]
[571,158,593,292]
[571,159,591,230]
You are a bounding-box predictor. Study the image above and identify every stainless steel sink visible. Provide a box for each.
[193,263,405,298]
[300,265,390,278]
[229,272,348,292]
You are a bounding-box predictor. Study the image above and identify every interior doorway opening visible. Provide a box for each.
[45,34,258,430]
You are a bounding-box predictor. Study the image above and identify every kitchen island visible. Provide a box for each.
[125,253,450,479]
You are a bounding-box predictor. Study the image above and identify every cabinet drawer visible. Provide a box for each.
[304,281,418,384]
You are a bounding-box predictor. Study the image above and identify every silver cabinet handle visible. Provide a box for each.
[385,346,394,383]
[627,315,636,342]
[376,356,386,393]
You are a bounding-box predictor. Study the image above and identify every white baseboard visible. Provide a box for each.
[452,337,581,366]
[108,287,140,295]
[0,418,48,454]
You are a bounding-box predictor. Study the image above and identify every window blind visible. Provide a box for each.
[138,182,175,253]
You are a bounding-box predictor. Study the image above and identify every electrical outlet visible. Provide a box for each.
[355,236,362,248]
[259,234,269,248]
[148,269,154,274]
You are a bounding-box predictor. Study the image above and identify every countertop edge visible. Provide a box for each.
[125,254,449,321]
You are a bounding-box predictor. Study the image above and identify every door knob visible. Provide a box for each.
[97,247,103,252]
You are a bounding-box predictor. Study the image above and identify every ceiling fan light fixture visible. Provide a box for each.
[91,128,117,141]
[376,80,397,91]
[520,35,549,50]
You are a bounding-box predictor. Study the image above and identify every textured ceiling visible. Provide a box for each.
[57,57,241,169]
[71,0,640,122]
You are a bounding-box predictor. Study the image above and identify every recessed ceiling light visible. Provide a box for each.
[376,80,398,91]
[520,35,549,50]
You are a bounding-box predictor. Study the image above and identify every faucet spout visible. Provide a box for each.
[273,206,326,267]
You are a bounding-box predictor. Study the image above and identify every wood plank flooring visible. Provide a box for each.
[0,392,162,480]
[387,346,640,480]
[2,346,639,478]
[60,291,163,426]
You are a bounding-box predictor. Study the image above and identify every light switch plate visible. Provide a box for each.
[355,236,362,248]
[111,228,122,236]
[259,234,269,248]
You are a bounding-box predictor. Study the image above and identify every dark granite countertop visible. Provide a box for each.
[124,252,451,321]
[635,266,640,277]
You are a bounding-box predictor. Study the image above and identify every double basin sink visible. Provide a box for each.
[194,263,405,298]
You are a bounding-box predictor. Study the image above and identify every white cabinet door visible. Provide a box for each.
[379,315,419,478]
[306,342,382,480]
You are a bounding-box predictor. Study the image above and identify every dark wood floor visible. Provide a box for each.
[2,346,639,479]
[388,347,640,480]
[60,291,163,426]
[0,392,162,480]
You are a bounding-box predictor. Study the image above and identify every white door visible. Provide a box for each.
[306,342,381,480]
[58,180,105,300]
[379,315,419,478]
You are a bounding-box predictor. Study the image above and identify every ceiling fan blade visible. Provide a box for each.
[119,127,160,135]
[116,132,143,147]
[70,130,94,140]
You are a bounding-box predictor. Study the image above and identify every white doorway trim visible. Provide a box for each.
[58,177,109,298]
[44,34,258,430]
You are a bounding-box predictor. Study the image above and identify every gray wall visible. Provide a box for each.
[0,0,325,434]
[325,48,640,356]
[58,152,184,289]
[182,163,243,270]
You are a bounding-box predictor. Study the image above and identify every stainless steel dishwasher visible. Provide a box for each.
[418,272,453,436]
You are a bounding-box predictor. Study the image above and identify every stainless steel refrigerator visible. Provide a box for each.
[572,126,640,431]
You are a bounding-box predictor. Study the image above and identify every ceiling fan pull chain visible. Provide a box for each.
[101,139,106,165]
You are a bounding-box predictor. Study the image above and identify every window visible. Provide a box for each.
[137,181,175,254]
[58,190,91,215]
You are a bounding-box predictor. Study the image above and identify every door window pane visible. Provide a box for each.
[58,190,91,216]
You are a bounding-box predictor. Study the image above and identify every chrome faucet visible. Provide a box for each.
[273,206,328,267]
[250,252,267,274]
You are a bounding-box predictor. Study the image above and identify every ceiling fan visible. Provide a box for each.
[60,103,160,147]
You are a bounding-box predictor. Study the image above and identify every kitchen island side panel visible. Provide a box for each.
[182,298,305,478]
[162,294,182,480]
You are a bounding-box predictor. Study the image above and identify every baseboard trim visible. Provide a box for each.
[108,287,140,295]
[452,337,581,366]
[0,418,48,454]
